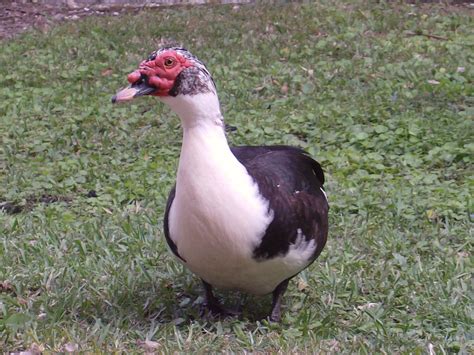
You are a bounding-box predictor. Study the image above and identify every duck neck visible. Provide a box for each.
[161,93,239,189]
[161,92,224,131]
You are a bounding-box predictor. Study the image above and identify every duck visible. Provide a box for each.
[112,46,329,322]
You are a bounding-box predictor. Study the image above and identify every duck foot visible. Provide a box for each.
[201,280,240,318]
[268,279,289,323]
[202,301,241,318]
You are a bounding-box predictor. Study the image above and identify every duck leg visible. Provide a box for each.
[269,279,290,322]
[201,280,240,318]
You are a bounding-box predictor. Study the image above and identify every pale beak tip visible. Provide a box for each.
[111,86,139,104]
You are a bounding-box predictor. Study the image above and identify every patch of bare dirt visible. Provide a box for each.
[0,0,136,40]
[0,191,99,214]
[0,194,74,214]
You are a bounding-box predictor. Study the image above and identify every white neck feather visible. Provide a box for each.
[160,91,235,180]
[160,92,224,131]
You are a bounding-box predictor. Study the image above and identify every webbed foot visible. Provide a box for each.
[201,280,241,319]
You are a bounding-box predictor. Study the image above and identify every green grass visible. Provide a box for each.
[0,1,472,352]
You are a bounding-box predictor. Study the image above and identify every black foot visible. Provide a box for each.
[201,280,240,319]
[268,279,289,323]
[202,301,240,318]
[269,308,282,323]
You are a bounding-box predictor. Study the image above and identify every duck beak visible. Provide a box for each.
[111,80,156,104]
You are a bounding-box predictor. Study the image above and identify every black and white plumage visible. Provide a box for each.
[113,47,329,321]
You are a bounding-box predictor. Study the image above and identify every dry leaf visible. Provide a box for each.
[17,297,28,305]
[301,66,314,77]
[321,339,340,352]
[15,343,45,355]
[357,302,380,310]
[0,280,14,293]
[30,343,45,353]
[102,207,113,215]
[38,312,47,320]
[297,278,308,291]
[101,68,113,76]
[137,339,161,352]
[63,342,78,352]
[265,24,275,34]
[428,343,435,355]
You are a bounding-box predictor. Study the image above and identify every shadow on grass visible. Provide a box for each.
[78,278,277,327]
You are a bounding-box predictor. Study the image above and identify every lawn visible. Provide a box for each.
[0,1,472,352]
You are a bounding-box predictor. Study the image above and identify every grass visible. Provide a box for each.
[0,1,472,352]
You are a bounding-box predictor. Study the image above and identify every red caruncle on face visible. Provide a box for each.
[127,50,192,96]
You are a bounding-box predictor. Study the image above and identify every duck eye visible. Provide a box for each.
[164,58,175,68]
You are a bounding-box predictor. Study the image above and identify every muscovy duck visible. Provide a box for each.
[112,47,329,322]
